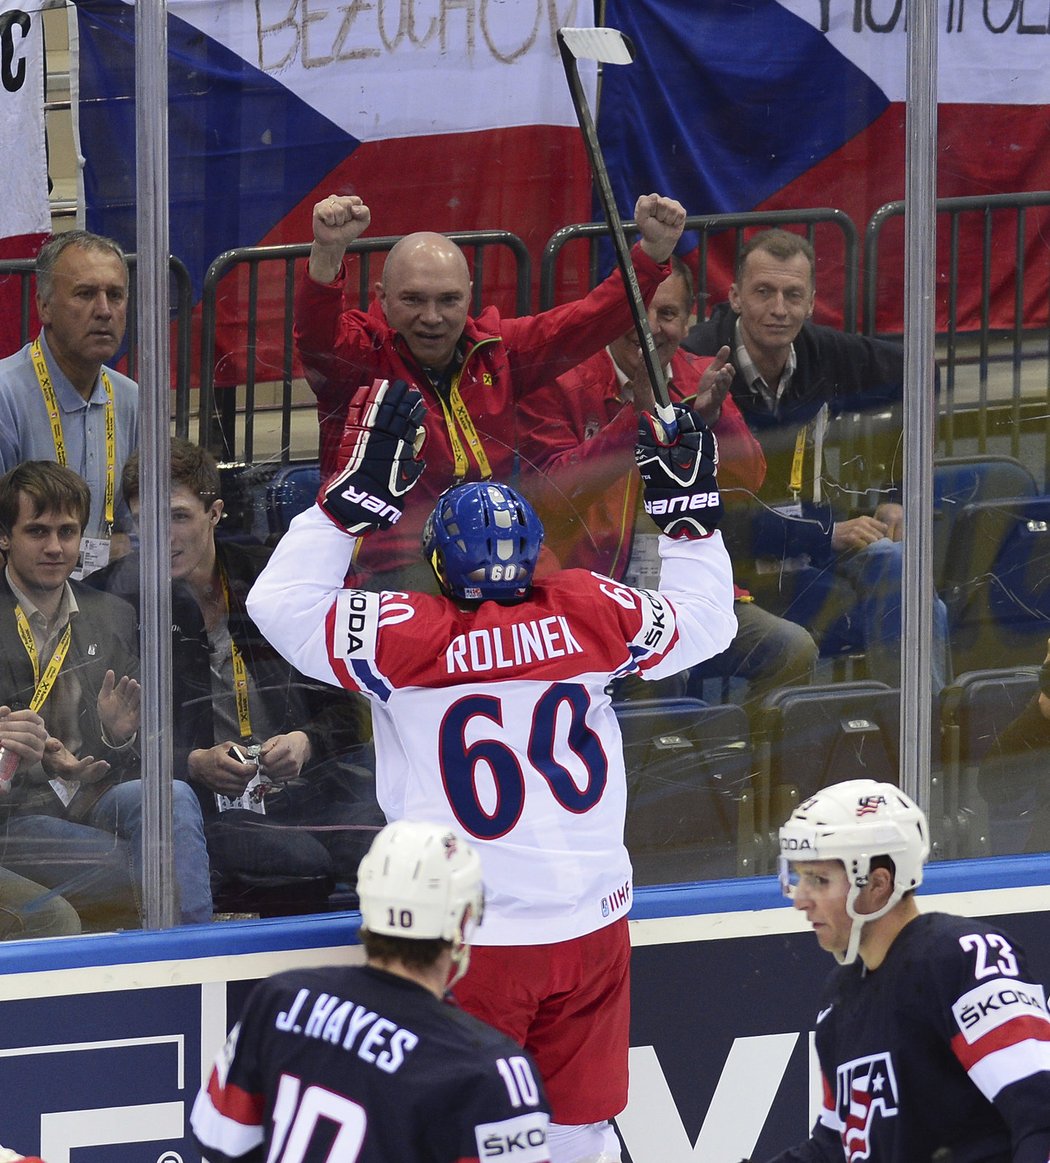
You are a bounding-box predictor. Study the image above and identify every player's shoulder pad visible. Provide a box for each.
[584,571,677,656]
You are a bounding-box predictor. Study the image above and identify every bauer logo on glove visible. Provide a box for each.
[319,378,427,535]
[635,404,722,539]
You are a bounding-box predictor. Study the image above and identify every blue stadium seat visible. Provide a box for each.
[943,495,1050,673]
[940,667,1040,856]
[932,455,1038,590]
[614,698,755,883]
[266,462,322,537]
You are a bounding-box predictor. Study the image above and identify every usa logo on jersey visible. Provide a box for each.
[835,1051,899,1161]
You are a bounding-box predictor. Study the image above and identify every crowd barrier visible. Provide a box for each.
[2,193,1048,468]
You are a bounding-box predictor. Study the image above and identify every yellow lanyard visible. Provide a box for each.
[789,425,807,498]
[14,605,72,713]
[219,571,253,741]
[428,345,494,481]
[31,339,116,532]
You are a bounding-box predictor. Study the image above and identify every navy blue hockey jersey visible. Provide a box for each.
[769,912,1050,1163]
[191,964,550,1163]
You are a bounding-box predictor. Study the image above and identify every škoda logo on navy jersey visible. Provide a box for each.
[834,1052,899,1162]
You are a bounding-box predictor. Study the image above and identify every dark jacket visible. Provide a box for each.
[90,538,369,816]
[684,302,908,567]
[0,572,140,821]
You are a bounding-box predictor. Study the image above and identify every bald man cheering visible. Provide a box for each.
[295,192,686,589]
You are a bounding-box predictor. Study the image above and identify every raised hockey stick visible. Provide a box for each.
[557,26,678,438]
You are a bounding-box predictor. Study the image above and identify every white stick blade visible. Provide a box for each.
[558,27,635,65]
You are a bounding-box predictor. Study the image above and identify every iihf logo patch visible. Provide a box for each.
[835,1052,899,1161]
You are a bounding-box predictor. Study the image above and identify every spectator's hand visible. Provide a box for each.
[187,742,258,796]
[636,405,722,538]
[319,378,427,535]
[309,195,371,283]
[689,346,734,425]
[42,737,111,784]
[0,707,47,770]
[258,731,311,784]
[874,502,904,542]
[831,515,889,553]
[635,194,687,263]
[96,670,140,745]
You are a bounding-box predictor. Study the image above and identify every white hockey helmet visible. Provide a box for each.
[357,820,485,982]
[778,779,930,964]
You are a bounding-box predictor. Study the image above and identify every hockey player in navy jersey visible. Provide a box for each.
[190,819,551,1163]
[246,377,737,1163]
[769,779,1050,1163]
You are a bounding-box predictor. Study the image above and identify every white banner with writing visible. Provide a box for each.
[0,1,49,239]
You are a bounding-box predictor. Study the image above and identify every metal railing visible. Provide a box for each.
[0,255,195,429]
[539,207,861,329]
[197,230,531,461]
[864,191,1050,463]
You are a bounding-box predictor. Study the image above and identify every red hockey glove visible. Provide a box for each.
[635,404,722,538]
[319,379,427,535]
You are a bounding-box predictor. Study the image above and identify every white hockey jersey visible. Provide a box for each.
[247,506,736,945]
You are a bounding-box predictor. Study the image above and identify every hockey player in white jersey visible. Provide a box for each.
[768,779,1050,1163]
[247,377,737,1163]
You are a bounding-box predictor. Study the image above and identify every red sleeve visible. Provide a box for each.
[293,265,377,395]
[501,245,672,396]
[712,393,767,493]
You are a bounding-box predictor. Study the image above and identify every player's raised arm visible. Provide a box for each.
[247,378,427,685]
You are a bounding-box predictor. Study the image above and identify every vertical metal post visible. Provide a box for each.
[135,0,176,928]
[900,0,938,815]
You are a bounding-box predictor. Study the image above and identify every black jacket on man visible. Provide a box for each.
[0,572,140,821]
[683,302,907,568]
[90,537,369,819]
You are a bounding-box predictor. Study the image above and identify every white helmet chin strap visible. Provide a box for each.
[444,905,476,990]
[837,880,904,966]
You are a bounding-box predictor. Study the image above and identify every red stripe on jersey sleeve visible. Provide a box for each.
[207,1074,265,1127]
[951,1014,1050,1071]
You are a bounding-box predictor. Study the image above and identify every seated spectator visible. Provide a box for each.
[0,461,211,927]
[295,191,686,590]
[0,867,80,940]
[519,257,817,720]
[0,706,81,939]
[92,440,380,908]
[0,231,138,575]
[683,228,950,691]
[977,637,1050,854]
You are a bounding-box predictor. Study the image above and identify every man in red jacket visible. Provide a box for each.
[295,191,686,589]
[517,257,817,720]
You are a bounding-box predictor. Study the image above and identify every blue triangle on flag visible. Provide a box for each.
[75,1,359,300]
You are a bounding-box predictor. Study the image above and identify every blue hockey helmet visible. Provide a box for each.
[422,482,544,602]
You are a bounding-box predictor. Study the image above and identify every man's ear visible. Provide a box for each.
[807,291,816,319]
[374,280,386,307]
[868,864,895,905]
[728,281,741,313]
[208,499,224,527]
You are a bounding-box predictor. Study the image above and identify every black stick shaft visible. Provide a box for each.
[557,33,675,431]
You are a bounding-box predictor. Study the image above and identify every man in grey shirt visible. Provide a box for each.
[0,230,138,577]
